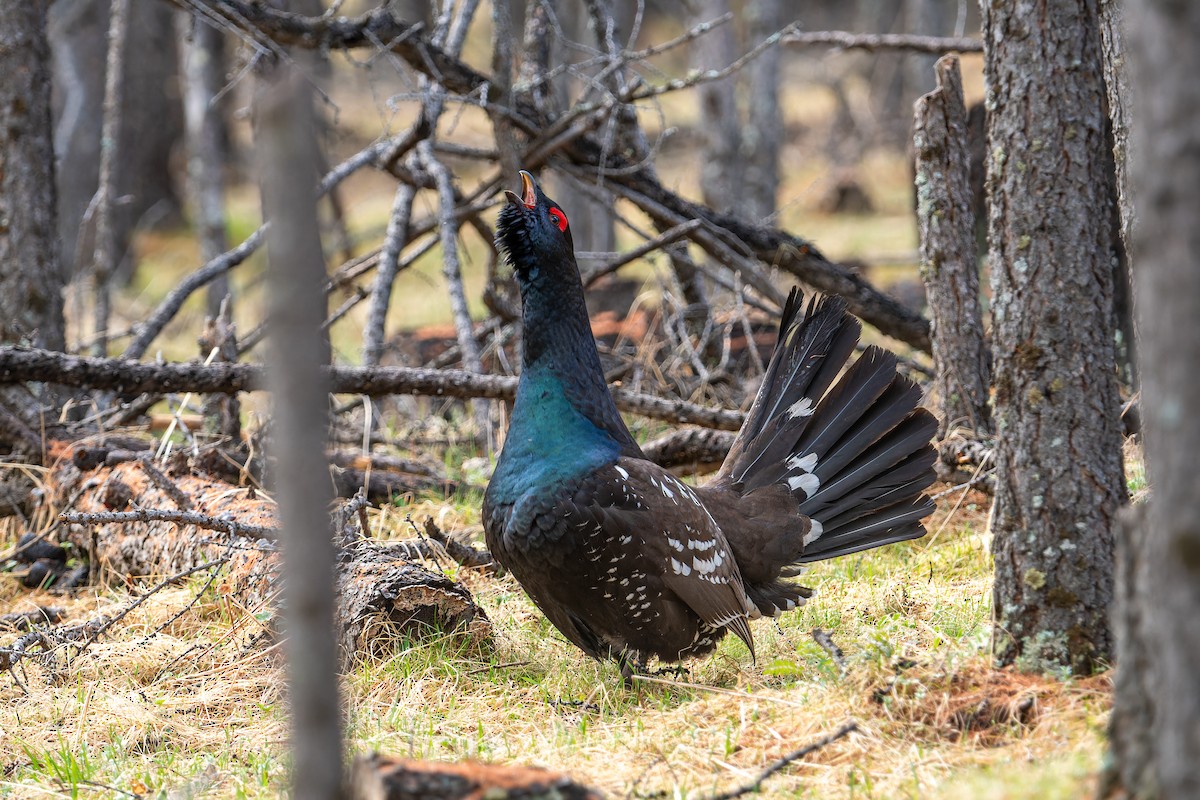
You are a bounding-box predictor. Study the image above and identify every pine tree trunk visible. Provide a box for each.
[912,55,989,436]
[743,0,785,219]
[692,0,740,213]
[0,0,66,353]
[981,0,1125,675]
[48,0,182,279]
[1113,4,1200,796]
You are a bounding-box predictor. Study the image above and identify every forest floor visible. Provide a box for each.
[0,50,1123,797]
[0,480,1114,799]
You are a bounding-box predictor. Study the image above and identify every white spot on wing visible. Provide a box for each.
[614,465,629,479]
[670,557,691,576]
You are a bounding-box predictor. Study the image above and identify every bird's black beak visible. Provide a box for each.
[504,170,538,209]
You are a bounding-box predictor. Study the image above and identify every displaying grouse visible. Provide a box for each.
[484,170,938,670]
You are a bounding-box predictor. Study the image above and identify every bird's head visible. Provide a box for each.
[495,170,577,287]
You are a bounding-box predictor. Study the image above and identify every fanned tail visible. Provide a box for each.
[717,288,938,563]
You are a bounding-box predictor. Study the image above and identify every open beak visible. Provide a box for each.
[503,170,538,209]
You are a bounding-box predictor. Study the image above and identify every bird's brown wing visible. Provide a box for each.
[614,459,760,659]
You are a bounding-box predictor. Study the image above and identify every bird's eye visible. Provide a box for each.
[548,207,568,232]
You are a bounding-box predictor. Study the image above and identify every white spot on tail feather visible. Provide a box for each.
[787,398,815,418]
[803,519,824,545]
[787,452,819,472]
[787,473,821,497]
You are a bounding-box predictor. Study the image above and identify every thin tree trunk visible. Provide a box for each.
[1113,5,1200,797]
[743,0,786,220]
[0,0,66,354]
[255,56,342,800]
[692,0,740,214]
[913,54,990,436]
[982,0,1125,675]
[91,0,131,357]
[179,14,233,319]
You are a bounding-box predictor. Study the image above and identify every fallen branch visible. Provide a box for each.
[703,721,859,800]
[783,30,983,54]
[0,347,747,431]
[0,607,64,631]
[640,427,735,472]
[61,508,278,540]
[422,517,498,575]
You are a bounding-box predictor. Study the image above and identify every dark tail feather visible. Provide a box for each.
[713,289,939,565]
[716,290,860,488]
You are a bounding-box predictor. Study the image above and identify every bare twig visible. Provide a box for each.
[362,183,416,367]
[702,721,859,800]
[783,30,982,54]
[811,628,847,675]
[138,455,194,510]
[581,219,704,287]
[422,516,498,575]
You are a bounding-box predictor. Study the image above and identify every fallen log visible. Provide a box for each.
[349,754,600,800]
[49,450,490,665]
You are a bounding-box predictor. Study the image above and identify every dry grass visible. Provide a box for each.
[0,479,1112,798]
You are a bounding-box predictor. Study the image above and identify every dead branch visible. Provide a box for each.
[0,347,747,431]
[810,628,847,675]
[170,0,934,353]
[422,517,498,575]
[47,458,490,667]
[138,455,193,510]
[640,427,735,472]
[580,220,704,288]
[702,721,859,800]
[783,30,983,54]
[0,607,64,631]
[61,508,278,540]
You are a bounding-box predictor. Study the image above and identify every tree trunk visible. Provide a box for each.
[742,0,786,219]
[0,0,66,353]
[981,0,1125,675]
[912,55,990,436]
[255,52,342,799]
[48,0,183,279]
[1110,4,1200,797]
[179,14,234,319]
[692,0,740,214]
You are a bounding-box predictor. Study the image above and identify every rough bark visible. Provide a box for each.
[912,55,990,435]
[982,0,1125,675]
[255,55,342,800]
[0,1,66,353]
[1110,3,1200,796]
